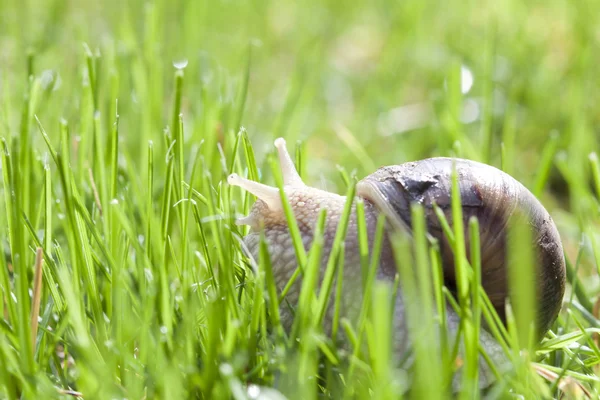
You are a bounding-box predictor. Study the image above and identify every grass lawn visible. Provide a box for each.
[1,0,600,398]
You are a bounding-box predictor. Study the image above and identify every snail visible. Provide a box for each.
[228,137,566,388]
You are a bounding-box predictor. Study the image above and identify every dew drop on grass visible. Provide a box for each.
[219,363,233,376]
[460,98,480,124]
[461,65,474,94]
[247,384,287,400]
[173,59,189,70]
[248,385,260,398]
[40,70,54,89]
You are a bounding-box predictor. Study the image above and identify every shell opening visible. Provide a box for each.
[356,180,410,233]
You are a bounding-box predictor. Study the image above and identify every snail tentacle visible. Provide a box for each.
[274,137,304,186]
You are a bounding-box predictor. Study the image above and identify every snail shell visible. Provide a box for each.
[357,158,566,335]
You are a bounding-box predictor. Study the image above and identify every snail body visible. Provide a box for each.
[228,138,566,386]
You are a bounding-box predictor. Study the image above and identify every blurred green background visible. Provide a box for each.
[3,0,598,261]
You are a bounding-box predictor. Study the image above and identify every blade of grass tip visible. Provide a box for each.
[74,210,108,345]
[414,203,445,398]
[0,256,14,340]
[430,239,449,371]
[18,69,41,220]
[240,129,260,233]
[587,223,600,280]
[539,328,600,353]
[227,130,243,179]
[295,210,327,391]
[3,138,35,375]
[172,69,184,194]
[355,199,370,291]
[468,217,482,389]
[43,161,53,256]
[192,203,215,285]
[316,181,356,324]
[590,152,600,199]
[341,318,359,350]
[109,100,119,201]
[443,288,466,377]
[337,165,351,189]
[543,333,593,397]
[371,281,395,400]
[331,243,345,342]
[35,116,58,165]
[295,139,307,182]
[201,174,231,304]
[213,182,242,322]
[83,43,97,111]
[452,140,463,159]
[0,336,14,395]
[449,161,479,397]
[391,228,441,400]
[234,43,252,131]
[291,208,327,338]
[260,231,285,341]
[532,131,560,197]
[535,364,593,399]
[0,139,18,326]
[146,140,154,266]
[176,113,185,218]
[507,210,536,352]
[478,284,511,355]
[569,301,600,329]
[161,140,175,239]
[268,153,307,268]
[241,128,259,181]
[180,147,206,292]
[30,248,43,352]
[565,245,593,315]
[568,310,600,364]
[159,237,174,352]
[247,258,265,366]
[344,213,386,396]
[88,166,103,217]
[450,162,468,306]
[181,182,209,205]
[92,110,108,223]
[432,202,456,248]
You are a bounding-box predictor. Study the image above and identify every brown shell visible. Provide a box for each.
[357,157,566,335]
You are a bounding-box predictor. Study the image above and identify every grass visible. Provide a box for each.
[1,0,600,398]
